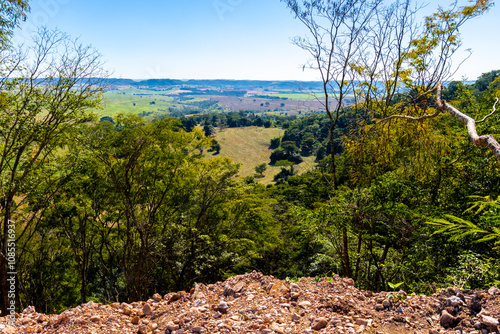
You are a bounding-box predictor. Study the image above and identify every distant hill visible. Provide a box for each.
[104,78,325,93]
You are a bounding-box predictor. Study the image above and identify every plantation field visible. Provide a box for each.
[207,126,316,184]
[93,88,184,117]
[92,86,327,118]
[271,93,318,100]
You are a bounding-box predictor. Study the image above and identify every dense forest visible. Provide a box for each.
[1,0,500,316]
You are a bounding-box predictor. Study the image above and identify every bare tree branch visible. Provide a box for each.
[476,97,499,124]
[435,83,500,161]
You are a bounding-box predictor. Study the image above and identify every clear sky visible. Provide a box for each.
[12,0,500,81]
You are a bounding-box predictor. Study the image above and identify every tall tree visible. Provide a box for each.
[0,28,106,314]
[282,0,495,181]
[281,0,385,188]
[282,0,494,284]
[79,116,243,300]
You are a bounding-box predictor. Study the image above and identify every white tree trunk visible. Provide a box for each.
[435,84,500,161]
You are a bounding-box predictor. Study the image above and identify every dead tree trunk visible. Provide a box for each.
[382,83,500,161]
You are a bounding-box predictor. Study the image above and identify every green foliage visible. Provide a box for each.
[270,137,281,149]
[444,251,497,290]
[3,0,499,313]
[270,147,303,165]
[388,282,404,291]
[0,28,106,313]
[472,70,500,95]
[428,196,500,248]
[255,163,267,176]
[0,0,29,49]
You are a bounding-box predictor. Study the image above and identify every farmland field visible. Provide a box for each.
[206,126,316,184]
[92,85,329,118]
[206,126,284,183]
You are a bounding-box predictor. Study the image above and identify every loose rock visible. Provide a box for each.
[311,317,328,330]
[2,271,499,334]
[440,310,456,329]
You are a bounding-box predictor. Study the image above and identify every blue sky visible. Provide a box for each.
[13,0,500,81]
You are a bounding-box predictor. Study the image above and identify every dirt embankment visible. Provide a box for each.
[1,271,499,334]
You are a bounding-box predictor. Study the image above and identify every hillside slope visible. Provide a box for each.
[3,272,499,334]
[208,126,284,183]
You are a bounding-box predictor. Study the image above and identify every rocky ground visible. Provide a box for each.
[1,271,499,334]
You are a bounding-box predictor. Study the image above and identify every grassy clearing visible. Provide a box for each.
[92,88,217,117]
[206,127,284,183]
[92,88,173,117]
[271,93,317,100]
[206,126,317,184]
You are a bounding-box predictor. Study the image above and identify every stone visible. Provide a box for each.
[292,313,301,321]
[488,286,499,295]
[481,315,499,327]
[193,299,205,307]
[344,278,355,286]
[440,310,456,329]
[217,300,229,314]
[168,292,183,304]
[89,315,100,323]
[143,303,152,316]
[121,304,133,316]
[138,324,148,334]
[448,296,463,307]
[382,300,391,309]
[7,270,500,334]
[166,323,179,331]
[271,324,285,334]
[22,306,36,314]
[233,281,246,293]
[192,283,206,300]
[311,317,328,330]
[299,301,312,308]
[0,325,16,334]
[356,319,369,326]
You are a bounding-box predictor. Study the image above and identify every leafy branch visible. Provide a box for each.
[427,196,500,247]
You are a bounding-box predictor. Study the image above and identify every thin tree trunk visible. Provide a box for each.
[342,227,352,278]
[373,244,390,290]
[354,233,363,281]
[329,123,338,189]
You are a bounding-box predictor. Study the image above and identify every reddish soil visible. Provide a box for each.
[208,96,330,113]
[1,272,499,334]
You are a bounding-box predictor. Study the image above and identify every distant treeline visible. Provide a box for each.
[104,78,325,93]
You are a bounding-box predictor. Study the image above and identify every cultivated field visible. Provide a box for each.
[92,87,328,118]
[209,95,326,114]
